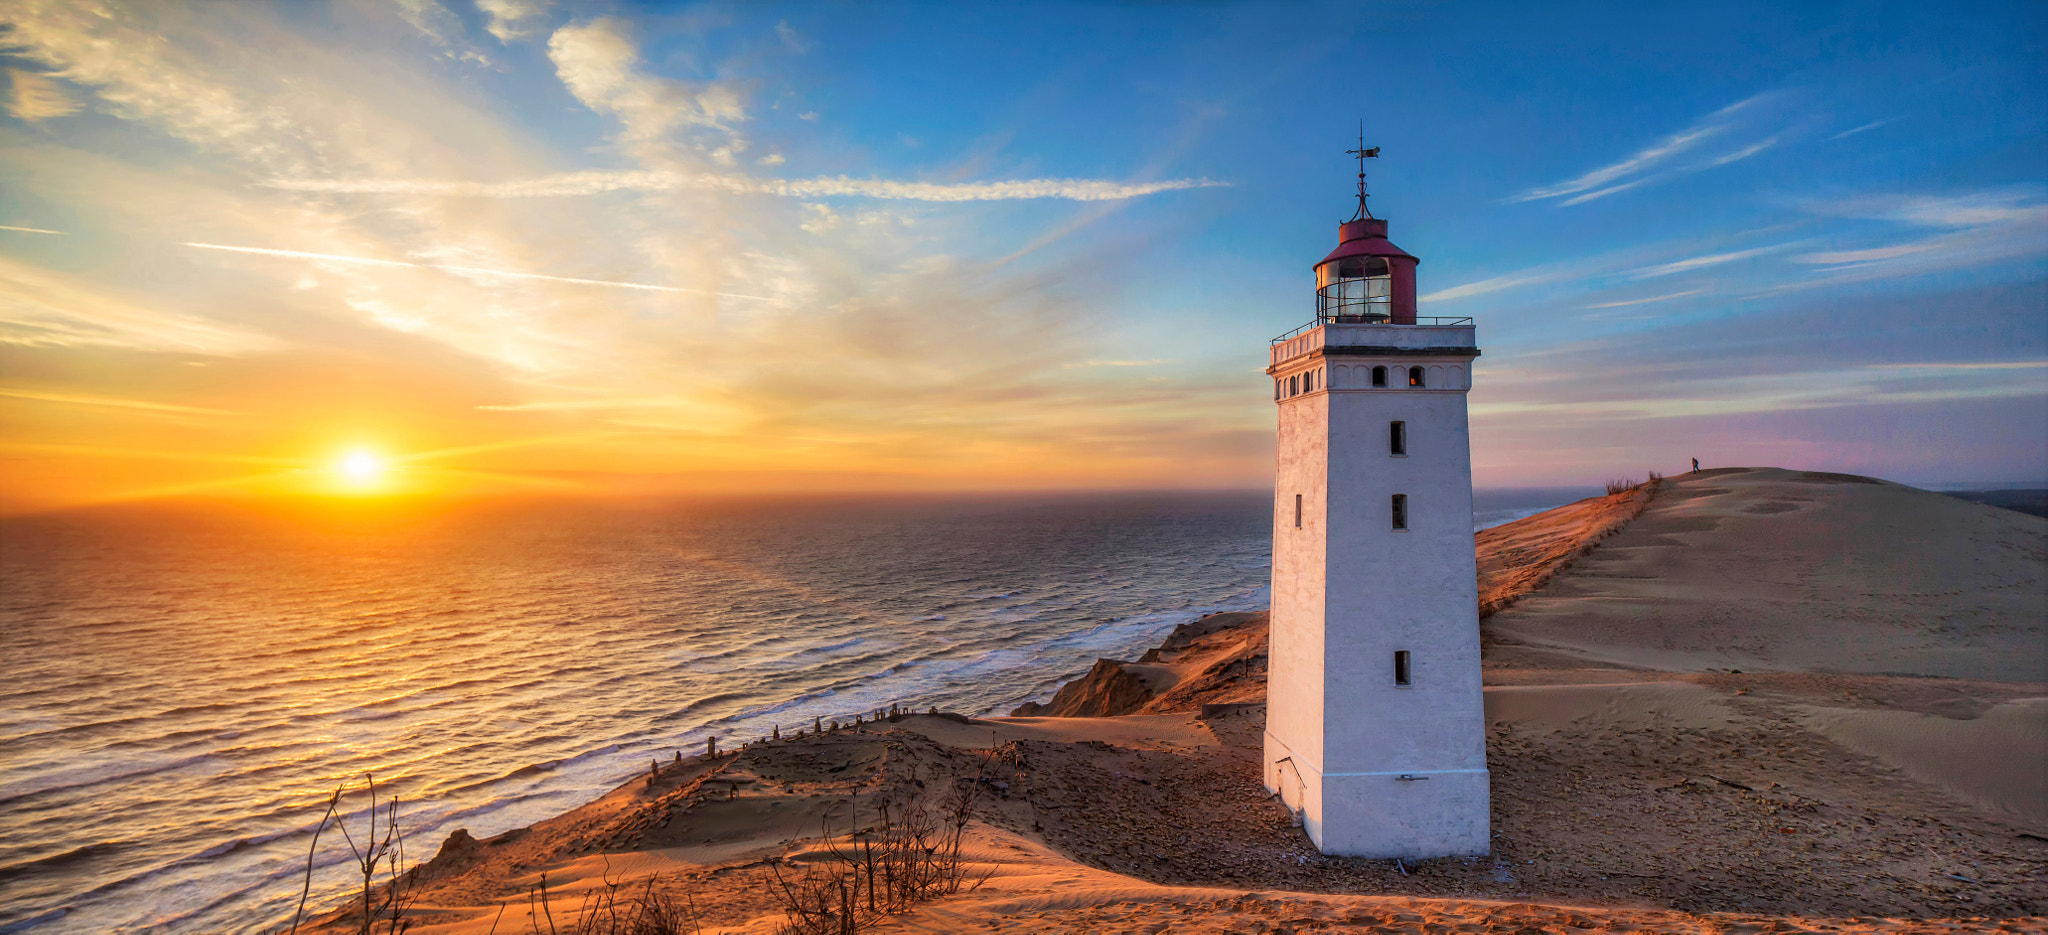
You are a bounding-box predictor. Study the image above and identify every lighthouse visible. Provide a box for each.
[1261,144,1489,857]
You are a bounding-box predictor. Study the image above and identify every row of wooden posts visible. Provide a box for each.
[644,702,941,786]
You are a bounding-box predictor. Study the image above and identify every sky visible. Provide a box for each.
[0,0,2043,512]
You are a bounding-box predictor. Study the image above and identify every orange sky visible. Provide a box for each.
[4,3,2043,515]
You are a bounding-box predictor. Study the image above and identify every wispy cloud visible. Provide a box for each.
[6,69,78,121]
[181,242,773,299]
[0,225,67,235]
[262,170,1229,202]
[1628,245,1784,279]
[1516,92,1783,206]
[1474,359,2048,422]
[1792,243,1937,265]
[1764,188,2048,287]
[0,389,243,416]
[0,256,283,354]
[1585,289,1703,309]
[1064,359,1168,368]
[478,0,552,42]
[1516,126,1722,203]
[549,18,743,143]
[1705,135,1779,167]
[1829,118,1897,141]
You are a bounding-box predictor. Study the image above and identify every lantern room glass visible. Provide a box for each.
[1317,256,1392,323]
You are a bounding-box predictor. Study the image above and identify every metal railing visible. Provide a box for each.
[1270,315,1475,345]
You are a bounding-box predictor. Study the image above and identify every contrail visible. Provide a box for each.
[181,242,772,300]
[0,225,65,234]
[262,171,1228,202]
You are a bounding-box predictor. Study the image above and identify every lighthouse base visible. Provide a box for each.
[1264,733,1490,858]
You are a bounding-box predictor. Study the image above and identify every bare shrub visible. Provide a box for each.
[287,773,417,935]
[522,866,702,935]
[1604,478,1635,495]
[767,753,994,934]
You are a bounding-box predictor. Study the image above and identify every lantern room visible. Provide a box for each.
[1314,217,1418,325]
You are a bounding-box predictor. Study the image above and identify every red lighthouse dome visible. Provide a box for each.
[1315,217,1419,325]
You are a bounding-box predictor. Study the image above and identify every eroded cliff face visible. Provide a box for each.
[1009,657,1159,717]
[1010,611,1270,717]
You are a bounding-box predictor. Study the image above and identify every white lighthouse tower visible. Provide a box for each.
[1261,144,1489,857]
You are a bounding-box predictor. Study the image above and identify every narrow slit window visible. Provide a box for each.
[1290,375,1298,396]
[1371,365,1387,387]
[1275,379,1282,401]
[1389,420,1406,456]
[1408,366,1424,388]
[1391,493,1408,530]
[1294,493,1303,528]
[1394,650,1411,686]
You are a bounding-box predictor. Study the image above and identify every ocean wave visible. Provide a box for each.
[0,753,217,807]
[0,492,1288,931]
[0,841,126,884]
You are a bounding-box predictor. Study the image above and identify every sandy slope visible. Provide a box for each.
[304,468,2048,934]
[1485,468,2047,681]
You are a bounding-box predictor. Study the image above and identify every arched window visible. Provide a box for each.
[1289,375,1298,396]
[1371,365,1387,387]
[1275,379,1282,400]
[1408,366,1424,387]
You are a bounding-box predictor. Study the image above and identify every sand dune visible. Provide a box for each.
[305,467,2047,933]
[1486,468,2047,681]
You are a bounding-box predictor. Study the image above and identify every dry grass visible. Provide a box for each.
[766,750,994,935]
[1477,475,1662,619]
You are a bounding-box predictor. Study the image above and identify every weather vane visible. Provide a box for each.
[1345,120,1379,221]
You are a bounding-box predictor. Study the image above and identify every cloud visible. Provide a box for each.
[477,0,551,42]
[1792,243,1937,265]
[1766,189,2048,285]
[1829,118,1897,141]
[0,389,243,416]
[1585,289,1703,309]
[1473,357,2048,423]
[1830,190,2048,228]
[262,170,1230,202]
[6,69,78,121]
[0,225,67,235]
[1516,92,1783,206]
[0,256,283,354]
[774,20,811,53]
[1627,245,1783,279]
[548,17,744,142]
[182,242,773,299]
[1517,126,1723,203]
[1064,359,1168,368]
[1705,135,1779,167]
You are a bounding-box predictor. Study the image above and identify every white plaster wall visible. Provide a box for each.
[1266,384,1327,806]
[1264,332,1488,858]
[1321,378,1487,856]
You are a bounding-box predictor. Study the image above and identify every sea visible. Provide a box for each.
[0,487,1590,932]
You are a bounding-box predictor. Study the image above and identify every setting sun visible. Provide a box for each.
[333,450,388,489]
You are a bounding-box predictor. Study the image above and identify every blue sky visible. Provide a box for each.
[0,0,2042,509]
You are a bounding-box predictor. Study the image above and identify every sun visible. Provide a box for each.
[333,449,388,489]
